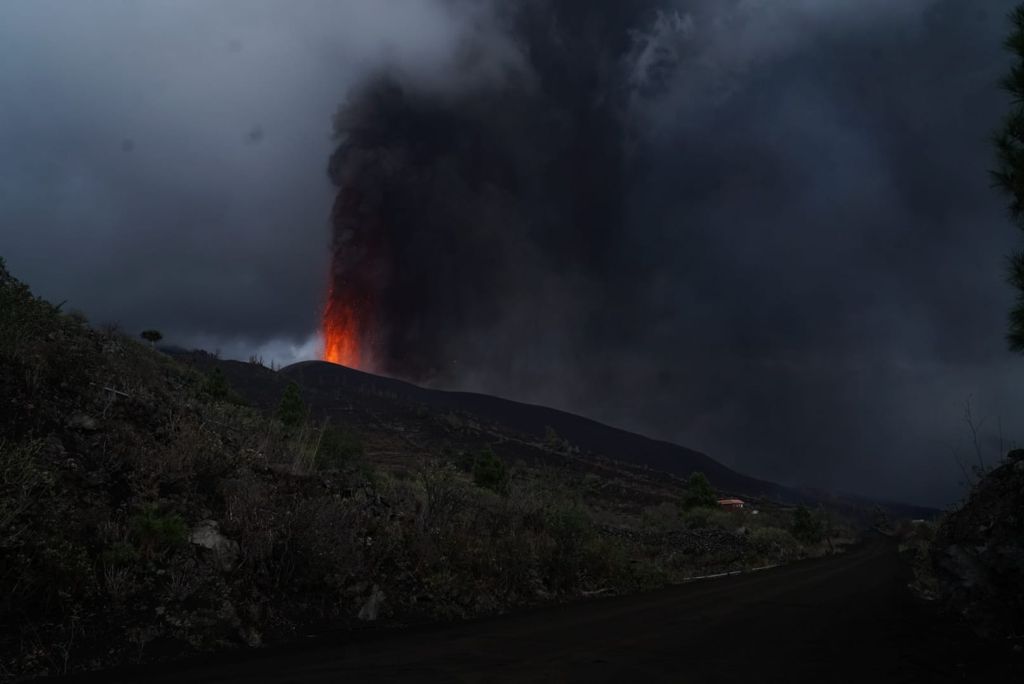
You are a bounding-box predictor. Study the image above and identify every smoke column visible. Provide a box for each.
[317,0,1016,506]
[321,1,665,380]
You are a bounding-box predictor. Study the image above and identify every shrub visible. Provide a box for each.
[417,460,464,535]
[0,440,46,545]
[682,471,718,510]
[541,500,594,592]
[543,425,570,452]
[277,381,307,430]
[472,449,510,495]
[791,506,824,544]
[204,368,231,401]
[129,506,188,558]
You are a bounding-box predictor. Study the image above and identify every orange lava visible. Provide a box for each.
[322,291,361,368]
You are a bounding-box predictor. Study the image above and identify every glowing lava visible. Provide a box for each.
[322,288,362,368]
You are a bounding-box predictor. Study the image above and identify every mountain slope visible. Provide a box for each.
[281,361,785,498]
[171,353,935,520]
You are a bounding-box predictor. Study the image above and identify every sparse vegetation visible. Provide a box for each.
[0,260,848,680]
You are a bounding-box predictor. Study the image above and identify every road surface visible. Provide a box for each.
[68,537,1020,683]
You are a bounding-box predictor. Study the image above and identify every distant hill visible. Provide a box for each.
[282,361,788,497]
[170,352,937,520]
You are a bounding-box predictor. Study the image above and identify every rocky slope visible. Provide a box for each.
[931,450,1024,645]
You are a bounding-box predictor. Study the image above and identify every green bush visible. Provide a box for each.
[204,368,231,401]
[791,506,824,544]
[472,449,509,495]
[682,471,718,510]
[277,381,307,430]
[541,500,594,592]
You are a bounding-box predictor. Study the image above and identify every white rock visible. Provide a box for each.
[189,520,239,571]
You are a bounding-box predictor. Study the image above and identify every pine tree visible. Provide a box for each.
[140,329,162,347]
[992,6,1024,350]
[277,382,307,430]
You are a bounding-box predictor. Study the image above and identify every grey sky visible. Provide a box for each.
[1,0,1021,506]
[1,0,497,350]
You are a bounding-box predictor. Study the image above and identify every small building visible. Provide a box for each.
[717,498,745,510]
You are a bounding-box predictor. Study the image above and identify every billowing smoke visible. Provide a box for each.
[323,1,664,379]
[0,0,1016,504]
[319,0,1022,507]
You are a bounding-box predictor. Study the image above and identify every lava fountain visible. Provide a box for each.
[321,177,380,371]
[322,284,362,368]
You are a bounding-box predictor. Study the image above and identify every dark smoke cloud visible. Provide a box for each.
[2,1,1020,505]
[327,0,1024,506]
[326,1,661,377]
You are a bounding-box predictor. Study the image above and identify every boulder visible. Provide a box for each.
[189,520,239,572]
[68,413,99,431]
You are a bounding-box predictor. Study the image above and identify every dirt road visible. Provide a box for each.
[67,537,1020,683]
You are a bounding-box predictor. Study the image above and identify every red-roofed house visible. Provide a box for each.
[717,498,745,510]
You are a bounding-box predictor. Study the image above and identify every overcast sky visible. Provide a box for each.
[2,0,1021,507]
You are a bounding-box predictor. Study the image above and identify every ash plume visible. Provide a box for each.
[2,0,1012,506]
[321,0,1022,506]
[323,1,663,380]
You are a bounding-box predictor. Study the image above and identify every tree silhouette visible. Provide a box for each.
[992,5,1024,350]
[682,471,718,510]
[140,329,163,347]
[472,448,510,495]
[791,506,824,544]
[277,382,307,430]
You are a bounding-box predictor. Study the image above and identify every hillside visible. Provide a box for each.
[173,352,936,521]
[0,260,858,680]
